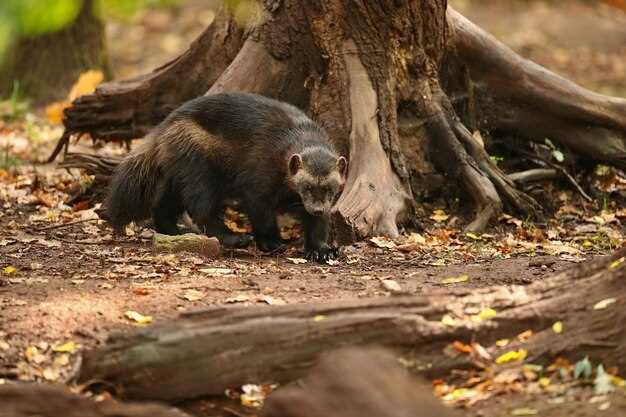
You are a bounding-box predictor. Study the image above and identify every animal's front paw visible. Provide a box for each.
[305,243,338,263]
[221,233,253,249]
[256,237,286,254]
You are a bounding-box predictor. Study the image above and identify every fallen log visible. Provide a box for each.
[78,248,626,401]
[0,383,191,417]
[261,347,460,417]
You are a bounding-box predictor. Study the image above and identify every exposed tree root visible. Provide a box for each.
[508,168,560,184]
[448,7,626,170]
[48,10,245,161]
[451,121,543,217]
[334,40,410,239]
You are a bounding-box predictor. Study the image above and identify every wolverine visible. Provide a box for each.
[106,92,347,261]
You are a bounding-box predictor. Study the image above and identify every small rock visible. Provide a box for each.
[528,257,556,268]
[380,279,404,294]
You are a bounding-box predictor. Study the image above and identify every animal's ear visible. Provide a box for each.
[336,156,348,177]
[288,153,303,176]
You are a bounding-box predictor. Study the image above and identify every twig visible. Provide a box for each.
[33,218,101,232]
[508,168,560,184]
[514,149,593,202]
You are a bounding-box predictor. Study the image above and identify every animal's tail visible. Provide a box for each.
[105,140,160,233]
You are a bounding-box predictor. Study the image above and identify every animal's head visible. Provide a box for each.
[287,147,348,217]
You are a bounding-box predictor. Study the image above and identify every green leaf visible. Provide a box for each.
[574,357,593,380]
[552,149,564,163]
[594,364,615,395]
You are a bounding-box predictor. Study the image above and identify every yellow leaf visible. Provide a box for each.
[441,314,459,327]
[472,308,497,322]
[52,341,77,353]
[287,257,308,264]
[496,339,510,347]
[465,232,482,240]
[582,240,593,248]
[552,321,563,334]
[496,349,528,365]
[45,101,69,125]
[124,310,153,325]
[611,375,625,387]
[68,70,103,101]
[430,209,449,223]
[609,257,625,270]
[511,408,538,416]
[593,298,617,310]
[539,377,551,387]
[3,266,16,275]
[24,346,38,361]
[313,315,326,322]
[479,308,497,320]
[441,275,469,285]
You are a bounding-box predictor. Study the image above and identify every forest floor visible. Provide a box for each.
[1,1,626,417]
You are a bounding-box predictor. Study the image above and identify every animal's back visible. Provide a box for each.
[170,92,310,147]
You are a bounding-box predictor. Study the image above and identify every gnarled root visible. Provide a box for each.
[448,7,626,170]
[334,40,410,239]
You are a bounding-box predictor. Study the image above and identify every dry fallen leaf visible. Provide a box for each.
[593,298,616,310]
[511,408,538,416]
[124,310,153,325]
[441,314,460,327]
[380,279,403,293]
[52,341,77,353]
[369,236,396,249]
[199,267,234,276]
[179,289,206,302]
[430,209,450,223]
[287,257,308,264]
[496,349,528,365]
[3,266,16,275]
[226,294,250,303]
[441,275,469,284]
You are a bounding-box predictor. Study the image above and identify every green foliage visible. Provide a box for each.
[0,0,179,62]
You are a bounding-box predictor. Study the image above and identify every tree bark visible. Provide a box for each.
[77,248,626,401]
[0,0,110,103]
[0,384,191,417]
[52,1,626,236]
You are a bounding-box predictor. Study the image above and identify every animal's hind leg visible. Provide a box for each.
[181,176,251,248]
[152,181,184,235]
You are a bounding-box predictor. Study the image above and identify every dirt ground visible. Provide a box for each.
[1,0,626,416]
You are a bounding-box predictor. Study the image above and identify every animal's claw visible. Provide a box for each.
[304,244,339,263]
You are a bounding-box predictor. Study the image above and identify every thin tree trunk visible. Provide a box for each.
[0,0,110,103]
[77,248,626,401]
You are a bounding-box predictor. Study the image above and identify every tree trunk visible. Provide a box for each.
[0,0,110,103]
[77,248,626,401]
[0,384,191,417]
[52,1,626,237]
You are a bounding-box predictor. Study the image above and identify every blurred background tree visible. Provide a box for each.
[0,0,178,103]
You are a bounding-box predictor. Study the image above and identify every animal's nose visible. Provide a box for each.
[312,208,324,216]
